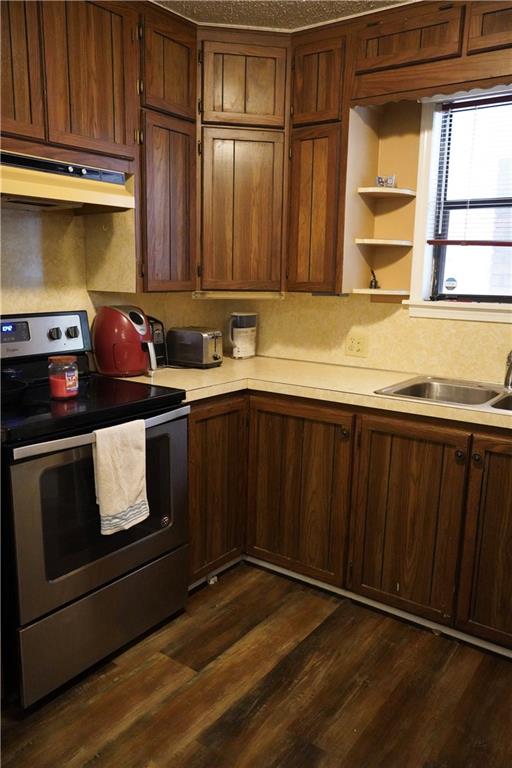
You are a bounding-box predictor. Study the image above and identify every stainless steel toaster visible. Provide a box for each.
[167,327,223,368]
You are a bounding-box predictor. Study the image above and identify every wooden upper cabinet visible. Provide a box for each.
[202,41,287,127]
[466,2,512,54]
[143,111,196,291]
[247,396,353,585]
[288,124,340,292]
[354,4,464,73]
[1,1,45,140]
[456,435,512,648]
[189,397,248,584]
[202,127,284,290]
[142,13,196,120]
[351,415,470,624]
[41,1,138,158]
[292,38,344,125]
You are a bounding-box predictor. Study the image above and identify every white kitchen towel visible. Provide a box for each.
[93,420,149,535]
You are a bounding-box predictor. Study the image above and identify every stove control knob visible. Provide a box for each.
[66,325,80,339]
[48,327,62,340]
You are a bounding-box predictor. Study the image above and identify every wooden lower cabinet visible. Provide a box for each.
[456,434,512,648]
[188,397,248,584]
[350,415,470,624]
[246,396,353,585]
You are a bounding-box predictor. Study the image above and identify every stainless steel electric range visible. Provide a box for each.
[1,311,190,708]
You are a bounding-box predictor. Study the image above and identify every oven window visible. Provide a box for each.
[40,434,172,580]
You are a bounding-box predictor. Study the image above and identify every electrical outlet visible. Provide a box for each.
[345,332,369,357]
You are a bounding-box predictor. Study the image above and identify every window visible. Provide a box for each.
[429,95,512,303]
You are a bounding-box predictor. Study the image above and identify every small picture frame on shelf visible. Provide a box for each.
[376,175,396,187]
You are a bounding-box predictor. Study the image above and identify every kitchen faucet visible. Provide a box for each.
[506,351,512,390]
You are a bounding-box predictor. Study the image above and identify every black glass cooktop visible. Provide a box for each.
[1,374,186,445]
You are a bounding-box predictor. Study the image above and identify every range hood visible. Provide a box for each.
[0,152,135,213]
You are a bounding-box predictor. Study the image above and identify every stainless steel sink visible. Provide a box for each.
[376,376,502,407]
[491,394,512,411]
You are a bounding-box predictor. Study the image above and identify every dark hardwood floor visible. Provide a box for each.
[2,564,512,767]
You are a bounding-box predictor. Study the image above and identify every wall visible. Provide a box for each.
[1,210,509,385]
[221,293,511,384]
[1,209,95,318]
[0,209,227,332]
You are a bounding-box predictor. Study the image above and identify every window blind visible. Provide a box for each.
[428,95,512,301]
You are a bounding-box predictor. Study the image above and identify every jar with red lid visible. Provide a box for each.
[48,356,79,399]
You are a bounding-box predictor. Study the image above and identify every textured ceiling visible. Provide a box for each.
[156,1,409,31]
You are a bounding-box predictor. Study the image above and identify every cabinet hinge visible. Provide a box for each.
[140,261,145,278]
[197,141,202,155]
[198,49,203,64]
[138,23,143,40]
[288,146,292,160]
[290,104,294,117]
[285,268,289,280]
[291,58,295,71]
[197,263,203,277]
[198,98,203,114]
[137,79,144,95]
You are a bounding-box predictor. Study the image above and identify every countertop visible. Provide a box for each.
[133,357,511,430]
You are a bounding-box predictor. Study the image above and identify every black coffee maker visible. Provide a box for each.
[147,316,167,367]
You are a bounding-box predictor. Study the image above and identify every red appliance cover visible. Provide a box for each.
[92,306,152,376]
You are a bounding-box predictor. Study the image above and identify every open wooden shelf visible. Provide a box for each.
[355,238,413,247]
[358,186,416,199]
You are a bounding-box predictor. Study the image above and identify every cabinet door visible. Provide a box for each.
[202,41,287,127]
[42,1,138,158]
[287,124,340,292]
[467,2,512,54]
[188,397,247,584]
[143,111,196,291]
[1,1,45,140]
[143,13,196,120]
[456,435,512,648]
[354,4,464,73]
[202,127,284,290]
[247,396,353,585]
[292,38,344,125]
[351,415,470,623]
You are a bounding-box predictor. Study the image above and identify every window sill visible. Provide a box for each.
[404,299,512,324]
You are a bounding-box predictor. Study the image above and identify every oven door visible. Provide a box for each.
[9,406,189,625]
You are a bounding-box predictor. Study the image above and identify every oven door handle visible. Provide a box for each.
[11,405,190,461]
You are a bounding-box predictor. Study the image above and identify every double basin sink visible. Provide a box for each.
[376,376,512,413]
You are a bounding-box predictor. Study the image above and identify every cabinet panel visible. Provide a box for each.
[189,397,247,583]
[1,1,45,139]
[467,2,512,54]
[202,127,284,289]
[247,396,353,585]
[292,38,344,125]
[42,1,138,157]
[143,111,196,291]
[354,5,464,73]
[288,124,340,292]
[202,41,287,126]
[352,415,470,623]
[456,435,512,648]
[143,15,195,119]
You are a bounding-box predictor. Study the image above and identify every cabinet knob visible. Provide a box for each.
[340,427,350,440]
[454,449,466,463]
[472,452,482,464]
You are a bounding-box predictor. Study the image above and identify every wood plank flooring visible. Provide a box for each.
[2,564,512,767]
